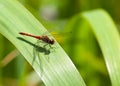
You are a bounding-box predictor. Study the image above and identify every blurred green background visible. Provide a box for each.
[1,0,120,86]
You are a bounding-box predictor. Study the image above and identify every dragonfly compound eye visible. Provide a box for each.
[50,39,55,44]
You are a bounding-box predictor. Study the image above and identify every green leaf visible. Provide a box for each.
[0,0,85,86]
[64,9,120,86]
[82,10,120,86]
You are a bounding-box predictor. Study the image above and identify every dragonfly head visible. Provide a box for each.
[50,39,55,44]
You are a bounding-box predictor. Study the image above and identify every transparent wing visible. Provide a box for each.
[42,31,72,43]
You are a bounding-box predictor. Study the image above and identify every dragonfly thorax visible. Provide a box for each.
[41,36,55,45]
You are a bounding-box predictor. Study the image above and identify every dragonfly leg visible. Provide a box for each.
[48,44,57,52]
[43,43,48,48]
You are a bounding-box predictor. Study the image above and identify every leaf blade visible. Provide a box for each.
[0,0,86,86]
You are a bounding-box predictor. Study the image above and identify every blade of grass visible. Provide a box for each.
[82,9,120,86]
[0,0,86,86]
[64,9,120,86]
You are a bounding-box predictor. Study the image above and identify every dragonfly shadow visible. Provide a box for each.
[17,37,50,55]
[17,37,51,75]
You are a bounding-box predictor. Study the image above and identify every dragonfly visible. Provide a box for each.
[19,32,55,46]
[19,32,56,73]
